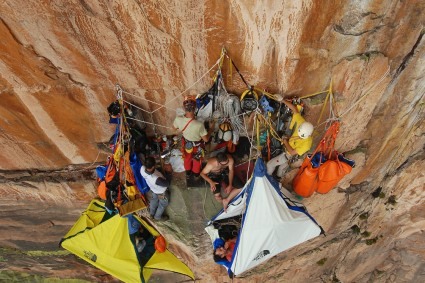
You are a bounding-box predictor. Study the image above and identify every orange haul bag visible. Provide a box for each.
[97,181,108,200]
[316,154,353,194]
[293,156,319,198]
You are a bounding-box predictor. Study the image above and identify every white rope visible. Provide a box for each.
[213,77,244,135]
[121,91,177,113]
[122,99,152,114]
[149,112,157,136]
[240,114,254,149]
[150,55,224,114]
[126,117,174,130]
[115,54,223,116]
[222,95,244,133]
[115,84,123,100]
[339,66,390,118]
[245,110,259,186]
[315,116,340,132]
[310,66,390,135]
[77,149,103,171]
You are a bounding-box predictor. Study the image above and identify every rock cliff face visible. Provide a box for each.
[0,1,424,282]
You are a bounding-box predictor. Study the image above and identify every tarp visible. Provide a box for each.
[61,200,194,282]
[206,158,322,277]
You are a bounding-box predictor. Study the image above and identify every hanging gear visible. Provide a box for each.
[259,95,274,114]
[107,100,121,116]
[196,92,211,110]
[196,74,220,117]
[185,141,194,153]
[193,147,204,160]
[217,122,233,142]
[261,137,283,160]
[275,97,304,136]
[293,121,355,197]
[240,89,258,112]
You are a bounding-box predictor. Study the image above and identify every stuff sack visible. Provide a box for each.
[97,158,118,199]
[316,153,353,194]
[293,155,319,198]
[97,181,108,200]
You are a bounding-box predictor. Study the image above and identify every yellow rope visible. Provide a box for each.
[212,48,226,82]
[257,114,284,143]
[300,90,329,99]
[317,90,331,126]
[254,87,276,100]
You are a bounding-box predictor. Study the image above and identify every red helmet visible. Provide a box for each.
[183,95,196,112]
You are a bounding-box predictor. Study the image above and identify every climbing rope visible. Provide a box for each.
[115,52,225,117]
[77,150,103,171]
[149,112,158,137]
[121,91,176,113]
[215,81,244,133]
[339,66,390,118]
[151,53,226,114]
[111,53,226,134]
[113,52,391,173]
[125,117,174,130]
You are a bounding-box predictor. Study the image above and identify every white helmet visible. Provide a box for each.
[298,122,314,139]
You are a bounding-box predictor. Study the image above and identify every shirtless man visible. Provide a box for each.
[200,152,243,210]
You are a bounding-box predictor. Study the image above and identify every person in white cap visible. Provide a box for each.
[266,99,313,179]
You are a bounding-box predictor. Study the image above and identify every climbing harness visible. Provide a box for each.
[217,121,233,142]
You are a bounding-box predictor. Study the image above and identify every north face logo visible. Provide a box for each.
[83,250,97,262]
[253,250,270,261]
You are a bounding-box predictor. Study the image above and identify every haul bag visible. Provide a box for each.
[293,155,319,198]
[97,181,108,200]
[97,158,117,200]
[316,157,352,194]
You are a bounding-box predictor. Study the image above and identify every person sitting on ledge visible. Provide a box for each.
[200,152,243,210]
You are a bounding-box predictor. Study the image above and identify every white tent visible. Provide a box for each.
[205,158,322,277]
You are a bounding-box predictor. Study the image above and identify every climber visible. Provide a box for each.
[173,95,214,186]
[140,156,170,221]
[200,152,243,209]
[266,99,313,179]
[213,237,237,263]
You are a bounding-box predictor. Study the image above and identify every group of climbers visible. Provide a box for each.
[70,46,367,281]
[93,52,359,281]
[173,96,245,210]
[98,87,317,221]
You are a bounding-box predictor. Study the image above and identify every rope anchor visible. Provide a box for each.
[115,84,123,100]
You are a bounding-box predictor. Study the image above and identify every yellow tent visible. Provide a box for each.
[60,200,194,282]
